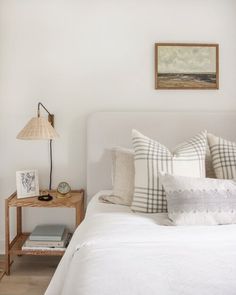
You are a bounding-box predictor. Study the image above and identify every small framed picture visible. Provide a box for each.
[16,170,39,199]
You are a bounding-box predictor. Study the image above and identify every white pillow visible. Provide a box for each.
[160,173,236,225]
[208,133,236,179]
[99,147,134,206]
[131,130,207,213]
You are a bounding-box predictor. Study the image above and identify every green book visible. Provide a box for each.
[29,224,66,241]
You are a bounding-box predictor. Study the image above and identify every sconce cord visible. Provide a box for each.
[49,139,52,190]
[38,102,53,191]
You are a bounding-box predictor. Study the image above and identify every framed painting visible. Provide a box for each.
[16,169,39,199]
[155,43,219,89]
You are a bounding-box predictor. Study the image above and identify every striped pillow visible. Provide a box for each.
[131,130,207,213]
[208,133,236,179]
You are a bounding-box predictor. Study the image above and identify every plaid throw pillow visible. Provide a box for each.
[131,130,207,213]
[208,133,236,179]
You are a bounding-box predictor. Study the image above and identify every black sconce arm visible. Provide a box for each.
[37,102,54,127]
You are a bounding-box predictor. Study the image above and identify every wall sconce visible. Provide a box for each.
[17,102,59,199]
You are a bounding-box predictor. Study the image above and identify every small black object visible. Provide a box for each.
[38,194,53,201]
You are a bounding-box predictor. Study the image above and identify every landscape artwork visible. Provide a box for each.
[155,43,219,89]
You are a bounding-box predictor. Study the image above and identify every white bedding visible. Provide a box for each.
[45,191,236,295]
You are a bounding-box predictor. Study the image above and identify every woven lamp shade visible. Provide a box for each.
[17,117,59,140]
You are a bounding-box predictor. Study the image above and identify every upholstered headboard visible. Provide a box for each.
[87,112,236,202]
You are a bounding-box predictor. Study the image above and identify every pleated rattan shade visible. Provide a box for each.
[17,117,59,140]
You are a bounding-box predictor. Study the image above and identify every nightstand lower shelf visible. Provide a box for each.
[10,233,65,256]
[5,189,85,275]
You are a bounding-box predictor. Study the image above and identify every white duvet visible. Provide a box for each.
[45,191,236,295]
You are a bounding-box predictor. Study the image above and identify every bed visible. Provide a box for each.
[45,112,236,295]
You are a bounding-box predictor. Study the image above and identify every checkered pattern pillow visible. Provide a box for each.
[208,133,236,179]
[131,130,207,213]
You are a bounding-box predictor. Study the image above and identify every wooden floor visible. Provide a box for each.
[0,256,60,295]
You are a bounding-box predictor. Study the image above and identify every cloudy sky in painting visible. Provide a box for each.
[158,46,216,73]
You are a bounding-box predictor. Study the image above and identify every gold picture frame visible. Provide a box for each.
[155,43,219,89]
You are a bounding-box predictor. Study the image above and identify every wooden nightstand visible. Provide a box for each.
[5,189,84,275]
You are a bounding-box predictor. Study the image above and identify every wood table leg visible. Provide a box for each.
[75,199,84,227]
[17,207,22,235]
[5,199,10,275]
[16,207,22,257]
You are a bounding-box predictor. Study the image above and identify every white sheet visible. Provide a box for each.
[45,191,236,295]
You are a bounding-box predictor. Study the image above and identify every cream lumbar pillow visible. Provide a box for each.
[160,173,236,225]
[99,147,134,206]
[208,133,236,180]
[131,130,207,213]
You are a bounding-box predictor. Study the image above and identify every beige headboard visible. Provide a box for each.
[87,111,236,202]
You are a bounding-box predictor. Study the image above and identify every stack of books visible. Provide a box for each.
[22,224,71,251]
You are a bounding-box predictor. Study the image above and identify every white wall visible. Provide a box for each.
[0,0,235,253]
